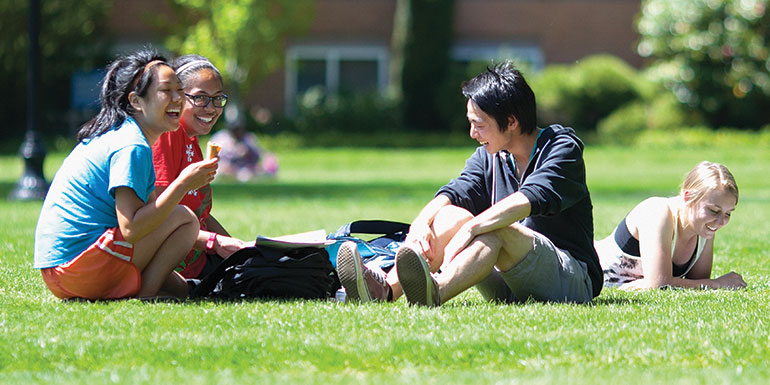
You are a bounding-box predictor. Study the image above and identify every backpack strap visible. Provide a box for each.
[334,220,410,237]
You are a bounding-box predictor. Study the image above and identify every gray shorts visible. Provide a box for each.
[475,231,593,304]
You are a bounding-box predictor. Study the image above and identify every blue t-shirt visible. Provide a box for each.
[34,117,155,269]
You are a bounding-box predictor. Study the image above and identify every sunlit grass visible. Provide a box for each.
[1,142,769,384]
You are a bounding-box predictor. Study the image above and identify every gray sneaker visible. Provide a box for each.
[336,241,391,302]
[396,246,440,307]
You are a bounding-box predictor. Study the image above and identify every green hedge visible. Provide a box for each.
[253,52,770,148]
[532,55,647,135]
[597,90,700,145]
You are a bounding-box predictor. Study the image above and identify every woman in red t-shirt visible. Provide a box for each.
[152,54,248,279]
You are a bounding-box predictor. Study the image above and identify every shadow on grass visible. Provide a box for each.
[0,181,19,199]
[589,296,645,306]
[213,183,677,204]
[0,179,445,204]
[211,180,442,201]
[439,295,645,308]
[186,297,338,305]
[58,296,647,307]
[0,179,687,205]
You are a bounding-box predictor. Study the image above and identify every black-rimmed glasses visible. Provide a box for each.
[184,93,228,108]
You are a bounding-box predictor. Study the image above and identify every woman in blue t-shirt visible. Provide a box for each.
[34,48,218,300]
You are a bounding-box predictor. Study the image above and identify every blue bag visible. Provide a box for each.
[325,220,410,272]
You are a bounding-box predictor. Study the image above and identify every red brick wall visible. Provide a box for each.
[107,0,642,114]
[295,0,640,65]
[453,0,642,66]
[251,0,642,114]
[308,0,396,39]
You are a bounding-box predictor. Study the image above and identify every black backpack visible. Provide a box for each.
[189,245,340,300]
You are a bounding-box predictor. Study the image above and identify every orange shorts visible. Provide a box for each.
[41,227,141,300]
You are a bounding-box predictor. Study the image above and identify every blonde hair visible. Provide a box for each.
[681,161,739,205]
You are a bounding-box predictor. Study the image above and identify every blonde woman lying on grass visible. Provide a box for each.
[595,161,746,290]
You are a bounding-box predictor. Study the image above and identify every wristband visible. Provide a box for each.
[206,233,217,253]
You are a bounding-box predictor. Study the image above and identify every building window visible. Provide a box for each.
[285,44,389,115]
[284,42,541,115]
[451,41,544,70]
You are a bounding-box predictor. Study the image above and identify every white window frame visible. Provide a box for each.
[451,41,544,70]
[285,44,390,116]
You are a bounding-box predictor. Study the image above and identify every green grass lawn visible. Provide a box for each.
[1,142,769,384]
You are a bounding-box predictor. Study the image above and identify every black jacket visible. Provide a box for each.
[436,124,602,298]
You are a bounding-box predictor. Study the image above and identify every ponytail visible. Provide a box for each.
[77,48,169,142]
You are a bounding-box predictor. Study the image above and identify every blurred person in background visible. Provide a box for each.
[211,106,278,182]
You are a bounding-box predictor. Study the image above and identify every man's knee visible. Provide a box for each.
[492,224,535,272]
[433,205,473,236]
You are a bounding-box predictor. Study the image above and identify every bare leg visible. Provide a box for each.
[435,233,501,301]
[431,206,474,271]
[133,205,199,298]
[387,205,473,300]
[436,223,535,304]
[156,271,189,298]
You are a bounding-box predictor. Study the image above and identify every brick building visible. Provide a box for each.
[108,0,642,116]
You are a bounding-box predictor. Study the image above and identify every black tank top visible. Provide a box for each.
[614,217,640,256]
[613,217,697,277]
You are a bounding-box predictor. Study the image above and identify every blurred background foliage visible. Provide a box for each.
[0,0,112,146]
[3,0,770,149]
[161,0,315,99]
[397,0,455,133]
[532,55,650,138]
[638,0,770,129]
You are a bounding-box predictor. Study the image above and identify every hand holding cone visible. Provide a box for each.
[206,141,221,160]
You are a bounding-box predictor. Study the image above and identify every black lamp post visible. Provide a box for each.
[10,0,48,201]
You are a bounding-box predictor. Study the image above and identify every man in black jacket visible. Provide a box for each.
[337,62,602,306]
[394,61,602,307]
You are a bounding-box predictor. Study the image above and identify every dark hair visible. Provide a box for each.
[461,61,537,134]
[76,48,170,142]
[173,54,223,88]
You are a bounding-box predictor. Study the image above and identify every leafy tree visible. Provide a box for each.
[638,0,770,128]
[393,0,455,132]
[0,0,112,139]
[163,0,314,98]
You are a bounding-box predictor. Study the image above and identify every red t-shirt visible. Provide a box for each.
[152,126,213,278]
